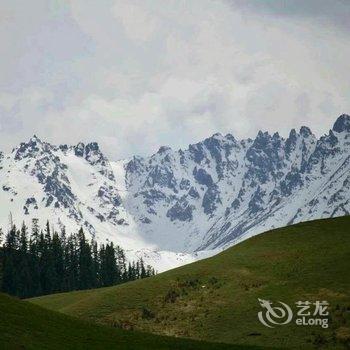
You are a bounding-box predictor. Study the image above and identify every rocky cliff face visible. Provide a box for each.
[0,115,349,269]
[122,115,350,252]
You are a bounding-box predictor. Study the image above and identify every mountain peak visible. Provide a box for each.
[224,133,236,143]
[204,133,225,144]
[157,146,172,154]
[25,134,43,145]
[299,126,312,137]
[255,130,271,141]
[333,114,350,133]
[212,132,223,139]
[13,135,45,160]
[85,142,101,153]
[272,131,280,139]
[288,128,297,140]
[30,134,41,142]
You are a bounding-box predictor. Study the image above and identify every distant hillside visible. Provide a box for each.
[32,217,350,349]
[0,293,256,350]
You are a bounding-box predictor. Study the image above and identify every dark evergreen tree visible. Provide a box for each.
[2,226,19,295]
[91,240,99,288]
[65,233,79,291]
[17,222,32,297]
[0,227,3,290]
[29,219,41,295]
[0,221,155,298]
[77,228,94,290]
[51,230,64,292]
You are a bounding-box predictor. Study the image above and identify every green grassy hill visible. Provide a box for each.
[31,217,350,349]
[0,292,259,350]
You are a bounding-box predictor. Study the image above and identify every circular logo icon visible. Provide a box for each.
[258,298,293,328]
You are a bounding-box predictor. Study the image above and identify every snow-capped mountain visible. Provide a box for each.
[0,115,349,271]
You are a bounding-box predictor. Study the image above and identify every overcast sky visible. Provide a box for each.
[1,0,350,159]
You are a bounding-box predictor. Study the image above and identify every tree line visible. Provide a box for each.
[0,219,155,298]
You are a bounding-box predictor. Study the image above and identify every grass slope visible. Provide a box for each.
[0,293,259,350]
[31,217,350,349]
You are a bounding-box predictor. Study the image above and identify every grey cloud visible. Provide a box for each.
[230,0,350,32]
[0,0,349,159]
[295,93,311,118]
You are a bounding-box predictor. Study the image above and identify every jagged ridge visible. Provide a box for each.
[0,115,349,270]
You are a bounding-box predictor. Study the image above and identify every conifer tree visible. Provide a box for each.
[51,230,64,292]
[77,228,94,289]
[0,221,155,298]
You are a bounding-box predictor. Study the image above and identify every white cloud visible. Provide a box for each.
[112,1,159,42]
[0,0,349,159]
